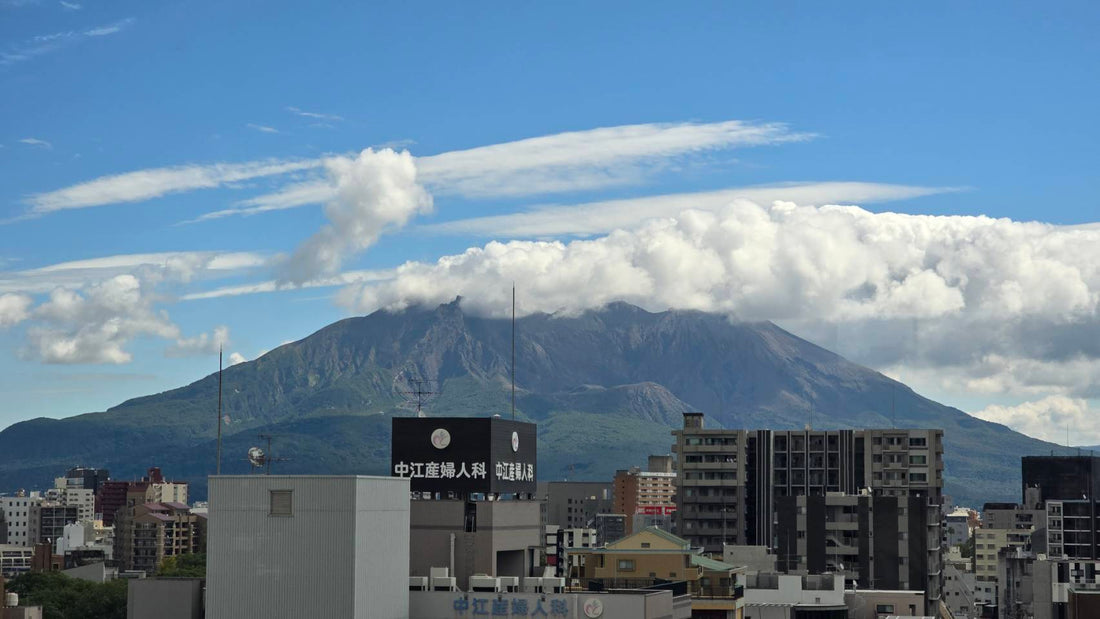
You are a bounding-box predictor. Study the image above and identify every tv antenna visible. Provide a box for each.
[398,378,438,417]
[247,434,289,474]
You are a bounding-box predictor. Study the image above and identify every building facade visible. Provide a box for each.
[543,481,612,530]
[613,462,676,534]
[206,475,410,619]
[27,503,78,546]
[672,413,944,610]
[114,502,205,574]
[0,495,41,547]
[96,467,187,527]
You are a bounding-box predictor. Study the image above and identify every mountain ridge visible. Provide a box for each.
[0,300,1060,506]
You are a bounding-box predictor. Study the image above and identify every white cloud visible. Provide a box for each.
[0,293,32,327]
[246,123,279,134]
[416,120,814,198]
[166,325,230,357]
[1,18,131,66]
[19,137,52,149]
[59,1,80,9]
[972,396,1100,446]
[227,351,246,366]
[181,269,389,301]
[336,201,1100,406]
[425,182,954,238]
[84,18,133,36]
[24,274,179,364]
[277,148,431,285]
[37,120,812,222]
[286,106,343,122]
[25,159,320,213]
[0,251,268,294]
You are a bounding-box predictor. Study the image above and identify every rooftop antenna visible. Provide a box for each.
[399,378,437,417]
[511,283,516,421]
[253,434,289,474]
[216,346,223,476]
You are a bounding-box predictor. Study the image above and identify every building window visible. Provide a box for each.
[269,490,293,517]
[617,560,635,572]
[640,542,651,548]
[876,605,895,613]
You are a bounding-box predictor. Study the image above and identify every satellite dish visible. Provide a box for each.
[248,447,266,468]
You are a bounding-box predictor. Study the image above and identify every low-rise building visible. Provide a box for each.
[741,572,846,619]
[569,527,744,617]
[0,544,33,577]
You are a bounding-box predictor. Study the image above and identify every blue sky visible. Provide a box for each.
[2,1,1099,443]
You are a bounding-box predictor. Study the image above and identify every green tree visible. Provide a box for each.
[4,572,126,619]
[156,553,206,578]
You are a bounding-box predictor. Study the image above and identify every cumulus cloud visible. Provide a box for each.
[227,351,246,366]
[277,148,431,285]
[972,396,1100,446]
[166,325,230,357]
[337,201,1100,405]
[0,293,32,327]
[24,274,179,364]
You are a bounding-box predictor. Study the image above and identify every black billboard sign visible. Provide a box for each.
[391,417,537,495]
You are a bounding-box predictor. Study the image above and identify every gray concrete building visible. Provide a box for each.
[410,588,689,619]
[409,499,542,591]
[127,578,203,619]
[206,475,410,619]
[543,481,612,530]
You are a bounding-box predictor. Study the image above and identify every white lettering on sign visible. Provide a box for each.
[393,461,488,480]
[494,461,535,482]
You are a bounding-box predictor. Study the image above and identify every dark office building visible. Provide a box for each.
[1022,456,1100,503]
[64,467,110,494]
[1022,456,1100,560]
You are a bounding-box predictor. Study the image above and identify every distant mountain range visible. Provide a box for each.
[0,299,1063,506]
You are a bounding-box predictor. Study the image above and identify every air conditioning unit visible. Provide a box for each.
[409,576,429,591]
[499,576,520,592]
[523,577,544,593]
[470,575,501,592]
[432,577,457,591]
[543,577,566,593]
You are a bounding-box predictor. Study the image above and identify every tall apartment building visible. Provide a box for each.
[672,413,944,610]
[613,456,677,534]
[0,494,41,547]
[114,501,206,574]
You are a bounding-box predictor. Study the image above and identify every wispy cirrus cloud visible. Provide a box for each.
[24,159,321,214]
[19,137,52,149]
[423,182,957,238]
[1,17,133,66]
[286,106,343,122]
[246,123,280,134]
[27,120,814,222]
[0,250,268,294]
[59,1,81,10]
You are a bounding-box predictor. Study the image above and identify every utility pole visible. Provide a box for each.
[216,346,223,475]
